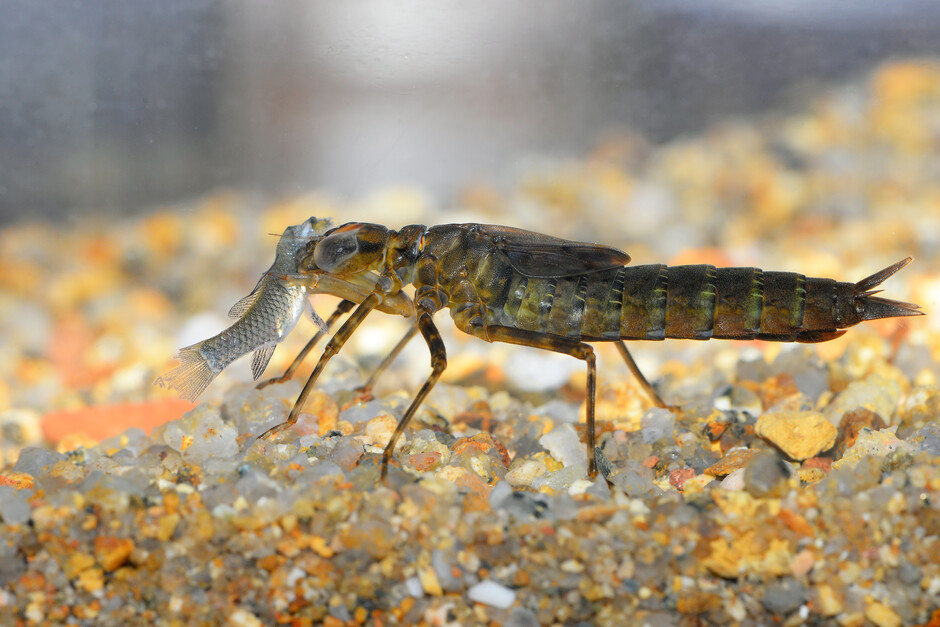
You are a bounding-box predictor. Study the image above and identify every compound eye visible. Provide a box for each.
[313,230,360,272]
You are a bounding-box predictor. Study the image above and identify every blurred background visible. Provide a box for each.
[5,0,940,222]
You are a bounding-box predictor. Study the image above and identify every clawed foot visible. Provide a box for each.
[257,421,292,441]
[256,375,289,390]
[351,385,375,403]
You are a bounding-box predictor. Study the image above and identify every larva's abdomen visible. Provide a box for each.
[616,264,818,341]
[712,266,763,339]
[472,255,919,345]
[652,265,812,341]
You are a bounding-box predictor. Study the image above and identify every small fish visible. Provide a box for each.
[155,218,332,401]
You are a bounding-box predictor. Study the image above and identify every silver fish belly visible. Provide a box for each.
[156,217,334,401]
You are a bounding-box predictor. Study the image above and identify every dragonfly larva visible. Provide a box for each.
[158,217,923,478]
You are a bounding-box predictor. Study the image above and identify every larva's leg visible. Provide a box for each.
[358,324,419,397]
[615,341,667,409]
[257,299,356,389]
[381,308,446,479]
[475,326,599,477]
[260,293,380,441]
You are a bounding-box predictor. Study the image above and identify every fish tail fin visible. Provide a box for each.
[154,344,219,401]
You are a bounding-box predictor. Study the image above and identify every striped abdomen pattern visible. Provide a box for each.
[498,264,846,343]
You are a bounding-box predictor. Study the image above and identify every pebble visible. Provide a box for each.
[405,576,423,598]
[504,607,540,627]
[532,464,584,492]
[431,549,461,591]
[909,423,940,455]
[719,467,746,491]
[639,407,676,443]
[823,374,901,426]
[418,567,443,597]
[534,399,580,424]
[743,450,792,498]
[755,410,837,460]
[797,466,827,485]
[228,609,263,627]
[504,350,581,392]
[12,447,62,476]
[668,467,696,491]
[760,577,806,615]
[221,382,295,435]
[835,407,886,457]
[610,465,662,498]
[832,427,913,469]
[539,424,587,472]
[467,580,516,609]
[0,485,31,525]
[505,459,546,486]
[330,440,364,471]
[0,471,34,490]
[488,480,513,508]
[788,549,815,577]
[93,536,134,572]
[0,409,42,466]
[814,584,843,616]
[705,447,756,477]
[364,414,398,448]
[161,406,239,462]
[865,601,902,627]
[773,347,830,402]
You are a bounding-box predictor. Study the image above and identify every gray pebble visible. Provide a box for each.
[761,577,806,615]
[0,486,31,525]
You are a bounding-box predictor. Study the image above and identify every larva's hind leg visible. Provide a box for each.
[474,325,600,478]
[614,341,667,409]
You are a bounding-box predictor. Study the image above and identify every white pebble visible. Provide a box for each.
[539,424,587,471]
[286,567,306,587]
[227,608,262,627]
[467,580,516,609]
[720,468,746,491]
[505,350,581,392]
[927,576,940,596]
[505,460,546,486]
[405,576,424,598]
[489,480,513,508]
[0,487,30,525]
[163,406,239,462]
[0,589,14,608]
[567,479,596,496]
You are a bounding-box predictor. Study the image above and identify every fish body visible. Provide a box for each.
[156,218,332,401]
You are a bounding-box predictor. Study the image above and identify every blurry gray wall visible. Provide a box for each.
[3,1,940,222]
[0,0,227,221]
